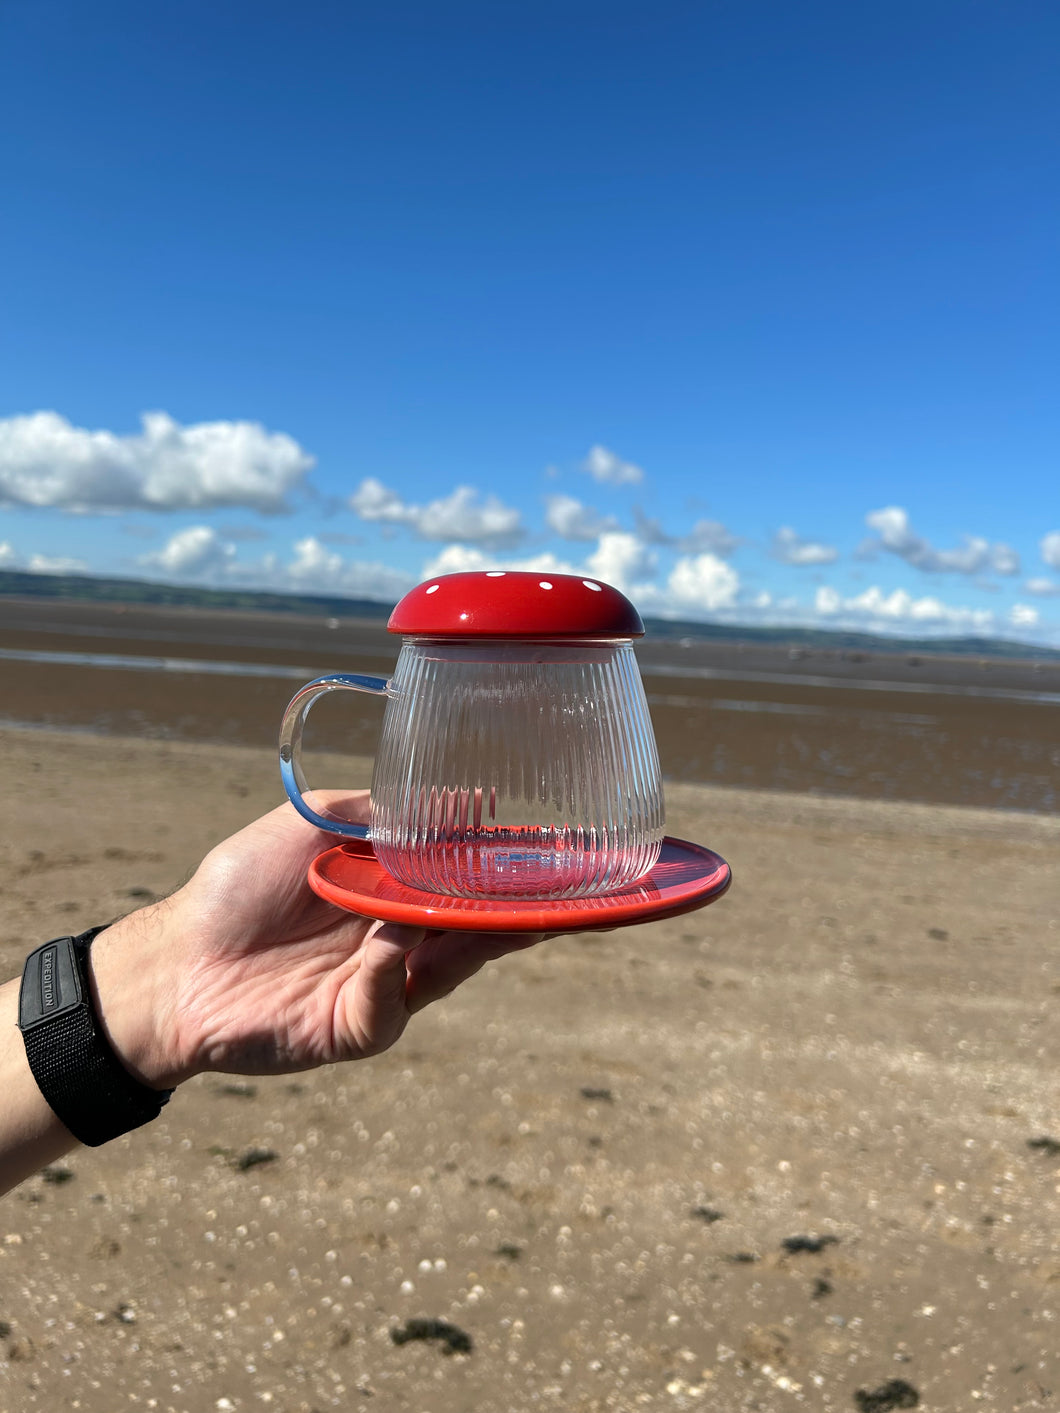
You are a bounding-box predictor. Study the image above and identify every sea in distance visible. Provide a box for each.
[0,594,1058,815]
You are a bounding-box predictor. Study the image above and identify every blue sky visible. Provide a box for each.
[1,0,1058,645]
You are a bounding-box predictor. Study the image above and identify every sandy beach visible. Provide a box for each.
[1,719,1057,1413]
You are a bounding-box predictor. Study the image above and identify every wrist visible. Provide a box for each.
[17,926,174,1148]
[87,901,190,1091]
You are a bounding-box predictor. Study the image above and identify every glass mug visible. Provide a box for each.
[279,571,665,900]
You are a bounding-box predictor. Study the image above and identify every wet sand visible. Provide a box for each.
[1,597,1058,812]
[0,725,1057,1413]
[0,599,1058,1411]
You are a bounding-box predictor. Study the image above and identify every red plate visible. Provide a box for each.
[308,836,731,933]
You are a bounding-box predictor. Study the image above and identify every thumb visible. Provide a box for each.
[339,921,426,1056]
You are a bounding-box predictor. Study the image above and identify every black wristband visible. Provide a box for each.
[18,927,173,1147]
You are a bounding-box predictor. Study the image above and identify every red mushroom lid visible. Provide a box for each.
[387,570,645,638]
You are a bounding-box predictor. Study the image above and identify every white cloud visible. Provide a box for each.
[631,509,669,544]
[420,545,495,577]
[283,537,413,600]
[1041,531,1060,570]
[27,553,88,574]
[586,531,656,592]
[865,506,1019,576]
[140,526,237,577]
[1024,576,1060,597]
[286,536,345,584]
[990,544,1021,576]
[0,411,315,513]
[349,478,407,522]
[665,553,740,612]
[772,526,839,566]
[421,544,580,579]
[1009,603,1039,628]
[136,526,413,601]
[544,494,618,541]
[0,542,88,573]
[679,520,739,556]
[633,507,739,556]
[582,445,644,486]
[349,478,524,547]
[815,583,994,631]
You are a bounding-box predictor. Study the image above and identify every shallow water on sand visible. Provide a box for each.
[1,599,1057,813]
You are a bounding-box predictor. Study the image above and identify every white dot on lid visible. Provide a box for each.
[582,580,602,592]
[486,570,506,577]
[539,580,553,590]
[425,584,440,594]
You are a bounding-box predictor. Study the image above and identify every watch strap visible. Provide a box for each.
[18,928,172,1147]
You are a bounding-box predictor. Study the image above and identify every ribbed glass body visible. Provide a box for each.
[370,639,664,898]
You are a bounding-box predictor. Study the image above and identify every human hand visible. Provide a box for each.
[88,793,547,1091]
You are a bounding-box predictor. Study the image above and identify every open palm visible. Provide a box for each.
[154,793,546,1082]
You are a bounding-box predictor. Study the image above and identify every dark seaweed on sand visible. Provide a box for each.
[391,1318,473,1355]
[854,1378,920,1411]
[233,1147,278,1172]
[41,1165,75,1185]
[782,1234,839,1254]
[690,1205,725,1224]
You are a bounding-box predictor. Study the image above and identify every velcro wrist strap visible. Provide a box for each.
[18,928,172,1147]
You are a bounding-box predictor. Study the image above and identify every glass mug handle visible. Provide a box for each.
[279,673,390,837]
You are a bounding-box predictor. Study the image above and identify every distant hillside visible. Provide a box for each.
[1,567,1057,662]
[638,614,1060,661]
[0,568,392,622]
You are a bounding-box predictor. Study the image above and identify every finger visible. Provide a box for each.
[260,792,372,906]
[360,921,426,1009]
[305,788,372,835]
[278,790,371,869]
[340,921,426,1053]
[405,930,545,1013]
[209,792,371,884]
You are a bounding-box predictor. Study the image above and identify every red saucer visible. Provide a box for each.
[308,836,731,933]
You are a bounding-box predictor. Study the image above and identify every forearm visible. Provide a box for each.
[0,796,536,1199]
[0,976,80,1195]
[0,907,181,1199]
